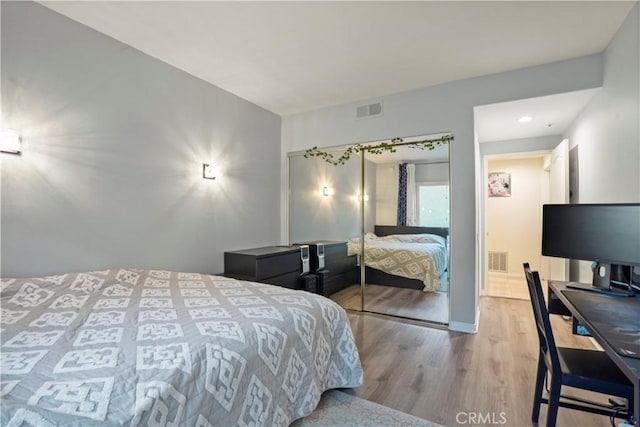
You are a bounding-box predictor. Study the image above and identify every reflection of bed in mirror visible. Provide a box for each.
[347,225,449,292]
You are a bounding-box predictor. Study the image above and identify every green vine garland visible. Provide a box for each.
[303,135,453,166]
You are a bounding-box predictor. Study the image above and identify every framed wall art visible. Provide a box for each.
[488,172,511,197]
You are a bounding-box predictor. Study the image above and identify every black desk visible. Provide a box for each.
[549,281,640,426]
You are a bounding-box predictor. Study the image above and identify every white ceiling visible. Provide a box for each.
[40,1,634,116]
[474,88,601,143]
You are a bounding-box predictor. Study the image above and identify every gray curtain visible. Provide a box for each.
[397,163,407,226]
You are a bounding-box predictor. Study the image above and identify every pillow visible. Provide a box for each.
[347,232,379,247]
[381,233,446,246]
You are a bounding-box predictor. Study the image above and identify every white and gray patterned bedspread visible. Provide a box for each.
[0,269,363,426]
[348,234,448,292]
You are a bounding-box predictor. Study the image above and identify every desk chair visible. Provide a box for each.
[523,263,633,427]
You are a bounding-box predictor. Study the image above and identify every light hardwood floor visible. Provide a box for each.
[347,296,611,427]
[331,284,449,324]
[486,273,531,300]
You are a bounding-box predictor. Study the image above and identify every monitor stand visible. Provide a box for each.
[592,262,612,289]
[564,263,634,297]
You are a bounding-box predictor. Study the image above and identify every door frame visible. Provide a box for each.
[478,148,565,296]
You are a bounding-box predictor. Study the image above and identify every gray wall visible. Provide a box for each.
[281,53,604,331]
[564,3,639,204]
[289,153,375,243]
[1,2,281,277]
[562,3,639,283]
[415,162,449,183]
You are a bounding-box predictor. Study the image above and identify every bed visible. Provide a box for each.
[0,269,363,426]
[347,226,449,292]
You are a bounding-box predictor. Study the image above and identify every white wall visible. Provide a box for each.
[480,135,562,156]
[487,157,546,275]
[1,2,282,277]
[281,54,604,330]
[376,163,399,225]
[563,3,639,283]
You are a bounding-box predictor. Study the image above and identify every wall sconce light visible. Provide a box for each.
[0,130,22,155]
[322,186,335,197]
[355,193,369,202]
[202,163,216,180]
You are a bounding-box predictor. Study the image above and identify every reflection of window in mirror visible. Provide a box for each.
[417,182,450,227]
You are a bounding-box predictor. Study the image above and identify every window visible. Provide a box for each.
[417,183,449,227]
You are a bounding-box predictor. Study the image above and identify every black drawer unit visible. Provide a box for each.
[224,246,304,290]
[293,241,357,296]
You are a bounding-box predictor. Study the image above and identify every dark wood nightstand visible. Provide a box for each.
[293,241,357,296]
[224,246,303,289]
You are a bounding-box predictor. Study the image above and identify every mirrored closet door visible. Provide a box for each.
[288,134,451,325]
[288,147,368,311]
[361,136,451,324]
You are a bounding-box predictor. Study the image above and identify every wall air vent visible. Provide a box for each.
[356,101,383,119]
[488,251,508,273]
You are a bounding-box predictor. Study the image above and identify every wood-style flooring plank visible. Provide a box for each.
[486,272,530,300]
[331,284,449,323]
[347,296,611,427]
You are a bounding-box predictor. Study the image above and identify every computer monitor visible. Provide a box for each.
[541,203,640,290]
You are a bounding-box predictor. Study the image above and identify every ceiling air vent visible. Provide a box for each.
[356,101,383,119]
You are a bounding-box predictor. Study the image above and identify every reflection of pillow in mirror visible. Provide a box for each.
[381,233,446,246]
[364,232,378,240]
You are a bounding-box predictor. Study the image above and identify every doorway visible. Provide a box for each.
[473,90,595,301]
[484,154,549,299]
[481,137,569,299]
